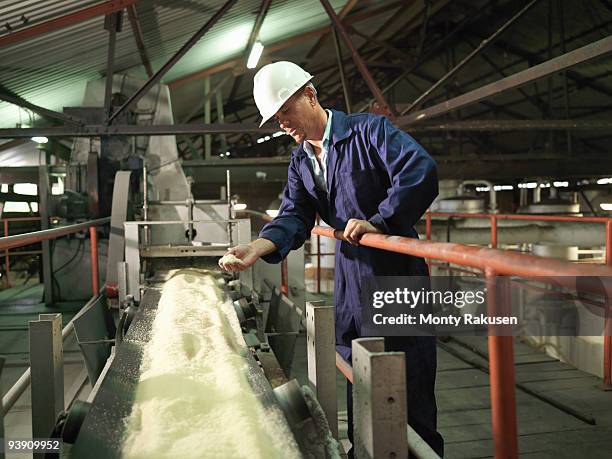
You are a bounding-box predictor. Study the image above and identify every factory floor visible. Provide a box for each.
[299,291,612,458]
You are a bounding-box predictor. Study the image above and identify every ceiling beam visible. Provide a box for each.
[108,0,238,124]
[409,119,612,131]
[0,0,139,48]
[0,123,277,139]
[167,1,403,88]
[397,35,612,126]
[305,0,359,59]
[319,0,394,115]
[126,4,153,78]
[0,87,82,126]
[402,0,542,115]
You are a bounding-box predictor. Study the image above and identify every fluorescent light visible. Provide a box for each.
[601,203,612,211]
[14,183,37,195]
[553,181,569,187]
[256,137,265,144]
[476,186,490,192]
[518,182,537,189]
[247,41,264,69]
[540,182,550,188]
[597,178,612,185]
[272,131,284,137]
[4,202,31,212]
[264,135,271,141]
[233,203,247,211]
[266,209,279,218]
[226,151,231,156]
[31,136,48,144]
[494,185,514,191]
[51,180,64,195]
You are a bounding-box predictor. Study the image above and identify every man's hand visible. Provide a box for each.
[218,238,277,272]
[343,218,382,245]
[218,244,259,272]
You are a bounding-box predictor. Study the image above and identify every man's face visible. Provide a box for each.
[273,88,315,144]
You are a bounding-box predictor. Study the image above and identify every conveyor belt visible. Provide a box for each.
[70,275,299,458]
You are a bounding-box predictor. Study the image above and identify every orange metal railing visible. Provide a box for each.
[425,211,612,393]
[312,225,612,459]
[0,217,110,297]
[425,211,612,253]
[0,217,42,287]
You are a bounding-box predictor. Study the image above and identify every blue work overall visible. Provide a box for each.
[260,110,444,457]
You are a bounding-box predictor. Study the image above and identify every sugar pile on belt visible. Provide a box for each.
[121,270,301,459]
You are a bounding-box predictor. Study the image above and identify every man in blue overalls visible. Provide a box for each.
[219,61,444,457]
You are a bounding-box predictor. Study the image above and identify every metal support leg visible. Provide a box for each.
[204,76,211,160]
[0,356,5,459]
[486,270,519,458]
[604,221,612,389]
[281,259,289,296]
[103,11,119,120]
[3,219,9,288]
[29,314,64,438]
[124,223,141,301]
[38,162,53,305]
[306,301,338,438]
[332,28,352,113]
[352,338,408,459]
[89,226,99,296]
[215,86,228,154]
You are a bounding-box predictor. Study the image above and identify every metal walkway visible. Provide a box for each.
[437,337,612,458]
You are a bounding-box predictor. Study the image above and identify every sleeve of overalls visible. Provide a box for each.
[367,115,439,234]
[259,155,316,263]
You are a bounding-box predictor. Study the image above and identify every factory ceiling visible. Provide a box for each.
[0,0,611,179]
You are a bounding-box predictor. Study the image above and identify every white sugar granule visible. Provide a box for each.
[121,270,301,459]
[219,253,245,267]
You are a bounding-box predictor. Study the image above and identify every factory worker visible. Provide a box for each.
[219,61,443,457]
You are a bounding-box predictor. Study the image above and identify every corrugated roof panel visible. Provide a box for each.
[0,0,375,128]
[0,0,102,35]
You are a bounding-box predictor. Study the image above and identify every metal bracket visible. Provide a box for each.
[306,300,338,438]
[29,314,64,438]
[352,338,408,459]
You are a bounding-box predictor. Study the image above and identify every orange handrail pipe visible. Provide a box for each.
[311,226,612,279]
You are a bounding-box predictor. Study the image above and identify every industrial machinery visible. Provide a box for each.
[0,75,330,457]
[47,159,336,457]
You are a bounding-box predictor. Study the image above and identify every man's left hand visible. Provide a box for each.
[343,218,382,245]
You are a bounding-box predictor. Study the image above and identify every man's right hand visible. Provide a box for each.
[218,238,277,272]
[218,244,259,272]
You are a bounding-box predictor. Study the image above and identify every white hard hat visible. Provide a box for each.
[253,61,313,127]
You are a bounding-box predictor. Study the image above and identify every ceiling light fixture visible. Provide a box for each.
[247,41,264,69]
